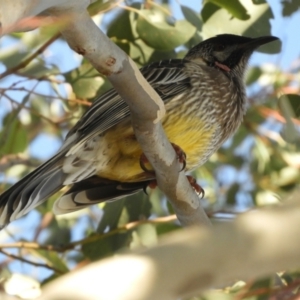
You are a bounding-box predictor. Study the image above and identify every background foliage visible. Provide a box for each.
[0,0,300,299]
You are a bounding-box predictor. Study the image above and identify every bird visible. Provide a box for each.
[0,34,279,229]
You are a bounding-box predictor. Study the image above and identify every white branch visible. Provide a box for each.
[0,0,211,227]
[39,192,300,300]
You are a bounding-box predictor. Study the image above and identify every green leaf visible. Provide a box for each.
[96,199,125,233]
[226,183,239,205]
[0,115,28,155]
[284,94,300,118]
[201,2,221,22]
[19,61,59,77]
[202,0,281,54]
[64,62,105,99]
[123,192,151,222]
[181,5,202,31]
[28,249,69,273]
[88,0,116,16]
[246,66,263,86]
[278,95,299,143]
[156,223,181,235]
[82,232,131,261]
[281,0,300,17]
[114,40,130,55]
[205,0,250,20]
[0,47,29,68]
[107,10,135,41]
[136,10,196,51]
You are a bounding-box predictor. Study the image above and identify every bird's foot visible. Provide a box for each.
[143,180,157,195]
[186,175,205,198]
[171,143,186,171]
[139,153,154,173]
[139,143,187,173]
[143,176,205,199]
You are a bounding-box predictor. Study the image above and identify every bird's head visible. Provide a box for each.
[185,34,279,76]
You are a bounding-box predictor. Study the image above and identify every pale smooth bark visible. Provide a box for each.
[39,192,300,300]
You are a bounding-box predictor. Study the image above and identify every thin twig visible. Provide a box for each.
[69,214,178,247]
[0,32,61,79]
[1,93,63,126]
[15,73,65,84]
[0,154,41,172]
[0,241,70,252]
[1,87,92,107]
[0,249,65,274]
[0,215,177,252]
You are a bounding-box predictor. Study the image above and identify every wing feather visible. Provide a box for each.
[66,59,191,145]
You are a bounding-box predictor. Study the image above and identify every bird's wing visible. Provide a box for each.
[65,59,191,144]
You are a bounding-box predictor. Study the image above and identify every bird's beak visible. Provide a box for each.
[241,36,279,50]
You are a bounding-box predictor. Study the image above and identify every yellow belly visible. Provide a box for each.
[96,114,217,182]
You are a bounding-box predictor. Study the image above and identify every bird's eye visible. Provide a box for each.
[214,44,225,51]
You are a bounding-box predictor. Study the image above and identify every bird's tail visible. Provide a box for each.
[0,153,66,229]
[53,176,148,215]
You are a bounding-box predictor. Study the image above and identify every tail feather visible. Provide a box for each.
[0,154,65,228]
[53,176,148,215]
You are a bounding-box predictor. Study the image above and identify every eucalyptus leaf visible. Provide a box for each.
[136,10,196,51]
[107,9,135,41]
[281,0,300,17]
[246,66,263,86]
[19,61,59,77]
[284,94,300,118]
[181,5,202,30]
[0,116,28,155]
[64,63,105,99]
[82,232,131,261]
[206,0,250,20]
[28,249,69,274]
[278,95,299,143]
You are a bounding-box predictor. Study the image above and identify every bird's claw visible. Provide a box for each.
[143,176,205,199]
[143,180,157,195]
[139,143,187,173]
[140,153,153,173]
[186,175,205,198]
[171,143,186,172]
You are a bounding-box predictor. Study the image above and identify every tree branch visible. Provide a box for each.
[0,154,41,172]
[39,191,300,300]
